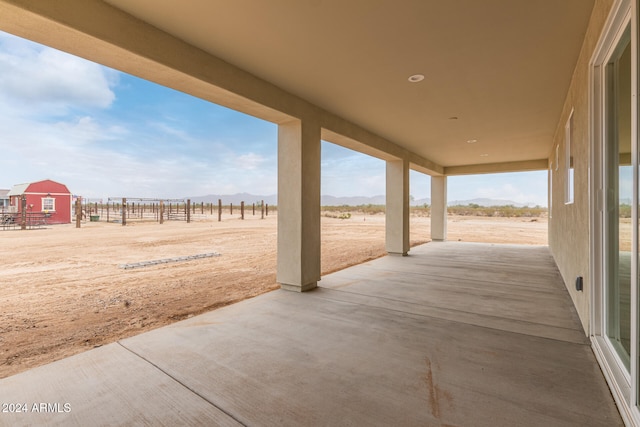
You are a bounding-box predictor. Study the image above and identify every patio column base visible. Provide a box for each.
[280,282,318,292]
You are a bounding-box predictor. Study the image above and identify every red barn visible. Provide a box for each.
[7,179,73,224]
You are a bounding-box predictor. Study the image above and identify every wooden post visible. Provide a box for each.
[210,202,213,215]
[253,203,255,216]
[122,198,127,226]
[230,203,233,215]
[75,197,82,228]
[20,195,27,230]
[159,200,164,224]
[266,204,269,216]
[201,202,204,215]
[107,201,110,222]
[186,199,191,223]
[218,199,222,222]
[261,200,264,219]
[241,201,245,220]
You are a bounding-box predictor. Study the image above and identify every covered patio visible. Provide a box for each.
[0,0,632,423]
[0,242,621,426]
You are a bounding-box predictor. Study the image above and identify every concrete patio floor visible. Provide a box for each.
[0,242,622,426]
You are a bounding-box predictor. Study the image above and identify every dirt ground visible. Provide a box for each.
[0,212,547,378]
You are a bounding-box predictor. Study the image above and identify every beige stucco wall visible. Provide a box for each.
[548,0,614,335]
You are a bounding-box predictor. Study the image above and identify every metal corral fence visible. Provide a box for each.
[75,198,274,226]
[1,208,48,230]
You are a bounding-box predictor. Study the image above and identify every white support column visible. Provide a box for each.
[431,176,447,241]
[386,158,410,256]
[277,118,321,292]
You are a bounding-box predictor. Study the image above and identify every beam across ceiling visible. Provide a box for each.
[444,159,549,176]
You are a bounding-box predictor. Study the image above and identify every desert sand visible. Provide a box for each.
[0,212,547,378]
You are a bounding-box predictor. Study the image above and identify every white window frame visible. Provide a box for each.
[589,1,637,424]
[549,159,553,218]
[565,109,575,205]
[42,197,56,212]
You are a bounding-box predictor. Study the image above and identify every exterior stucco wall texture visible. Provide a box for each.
[548,0,614,335]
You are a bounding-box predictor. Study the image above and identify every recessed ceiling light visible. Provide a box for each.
[467,139,477,144]
[480,153,489,157]
[408,74,425,83]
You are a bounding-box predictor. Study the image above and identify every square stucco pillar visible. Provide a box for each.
[431,176,447,241]
[277,119,321,292]
[386,158,410,256]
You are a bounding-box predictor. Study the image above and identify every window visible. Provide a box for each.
[590,3,634,418]
[565,109,574,204]
[42,197,55,212]
[549,160,553,218]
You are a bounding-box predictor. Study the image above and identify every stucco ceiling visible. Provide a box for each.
[99,1,595,168]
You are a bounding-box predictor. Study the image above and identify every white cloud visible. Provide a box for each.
[0,32,118,115]
[236,152,266,170]
[149,122,194,143]
[473,183,545,206]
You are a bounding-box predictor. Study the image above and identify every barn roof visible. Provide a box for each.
[7,179,71,196]
[7,183,30,196]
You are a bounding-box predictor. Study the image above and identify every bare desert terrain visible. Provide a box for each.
[0,212,547,378]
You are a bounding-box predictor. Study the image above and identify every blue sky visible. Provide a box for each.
[0,31,548,206]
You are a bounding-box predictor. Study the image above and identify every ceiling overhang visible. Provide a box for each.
[0,0,597,175]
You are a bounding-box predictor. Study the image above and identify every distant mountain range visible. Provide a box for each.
[185,193,542,208]
[187,193,277,205]
[448,198,540,208]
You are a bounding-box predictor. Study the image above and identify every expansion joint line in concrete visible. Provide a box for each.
[116,342,247,426]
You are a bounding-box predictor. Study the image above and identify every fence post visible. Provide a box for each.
[241,201,245,220]
[159,200,164,224]
[261,200,264,219]
[20,195,26,230]
[218,199,222,222]
[201,202,204,215]
[107,201,110,222]
[253,203,255,216]
[122,198,127,226]
[230,203,233,215]
[76,197,82,228]
[187,199,191,223]
[266,204,269,216]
